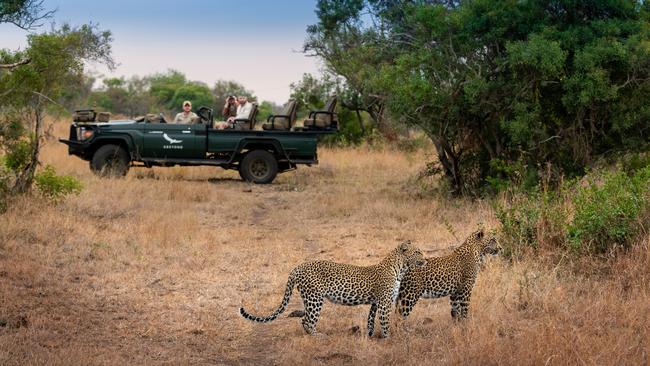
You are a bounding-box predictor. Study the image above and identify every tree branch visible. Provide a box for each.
[0,58,31,69]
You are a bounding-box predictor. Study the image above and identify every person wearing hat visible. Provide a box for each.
[174,100,198,124]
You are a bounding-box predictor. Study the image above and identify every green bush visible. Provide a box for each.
[496,164,650,257]
[495,187,568,258]
[568,166,650,253]
[34,166,83,201]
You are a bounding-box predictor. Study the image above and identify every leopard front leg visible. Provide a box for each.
[377,300,393,338]
[396,283,423,320]
[367,303,377,337]
[450,291,471,320]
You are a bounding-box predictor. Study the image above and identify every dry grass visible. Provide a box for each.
[1,119,648,365]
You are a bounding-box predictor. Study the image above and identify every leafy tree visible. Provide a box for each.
[212,80,255,110]
[146,70,186,110]
[0,23,114,197]
[257,101,281,121]
[88,76,154,117]
[169,82,214,113]
[290,72,365,144]
[307,0,650,195]
[0,0,54,31]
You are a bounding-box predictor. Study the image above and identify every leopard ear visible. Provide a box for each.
[476,229,484,239]
[399,240,411,252]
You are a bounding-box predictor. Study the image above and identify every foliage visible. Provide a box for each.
[87,73,267,117]
[568,166,650,253]
[212,80,255,116]
[290,73,366,145]
[307,0,650,195]
[0,21,114,198]
[497,163,650,257]
[88,76,155,117]
[169,82,213,113]
[33,165,82,201]
[0,0,53,30]
[146,69,187,110]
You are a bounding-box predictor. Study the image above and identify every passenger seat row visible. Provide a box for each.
[233,96,338,131]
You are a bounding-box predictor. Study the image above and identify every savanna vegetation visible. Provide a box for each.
[1,0,649,365]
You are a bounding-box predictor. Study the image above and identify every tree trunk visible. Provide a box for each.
[368,106,398,141]
[432,136,463,196]
[355,109,365,134]
[11,107,42,194]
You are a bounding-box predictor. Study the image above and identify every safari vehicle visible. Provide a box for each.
[59,98,338,184]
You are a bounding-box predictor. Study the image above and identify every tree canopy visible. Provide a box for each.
[307,0,650,195]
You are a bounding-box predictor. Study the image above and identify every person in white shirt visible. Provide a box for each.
[214,95,253,129]
[228,96,252,123]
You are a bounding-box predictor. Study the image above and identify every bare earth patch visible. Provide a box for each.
[0,120,648,365]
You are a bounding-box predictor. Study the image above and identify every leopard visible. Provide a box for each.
[396,229,500,321]
[239,241,426,338]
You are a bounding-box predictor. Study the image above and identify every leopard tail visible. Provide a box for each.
[239,269,297,323]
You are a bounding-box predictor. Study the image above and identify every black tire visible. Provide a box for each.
[90,144,130,177]
[239,150,278,184]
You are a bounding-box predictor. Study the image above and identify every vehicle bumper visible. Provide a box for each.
[58,138,89,159]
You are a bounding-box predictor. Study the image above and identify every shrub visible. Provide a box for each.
[495,187,568,258]
[568,166,650,253]
[496,164,650,257]
[34,165,83,201]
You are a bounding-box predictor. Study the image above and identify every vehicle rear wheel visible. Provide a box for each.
[90,144,130,177]
[239,150,278,184]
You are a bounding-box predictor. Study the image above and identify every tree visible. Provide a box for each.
[290,72,365,144]
[146,70,187,110]
[0,0,54,71]
[0,0,54,30]
[211,80,255,113]
[0,23,114,195]
[307,0,650,195]
[170,82,214,113]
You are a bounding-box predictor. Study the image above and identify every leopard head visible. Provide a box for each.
[398,240,426,270]
[466,229,501,257]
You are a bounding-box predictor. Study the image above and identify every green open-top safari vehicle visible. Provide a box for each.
[59,98,338,184]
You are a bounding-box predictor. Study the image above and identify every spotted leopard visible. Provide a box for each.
[239,241,425,338]
[396,229,500,320]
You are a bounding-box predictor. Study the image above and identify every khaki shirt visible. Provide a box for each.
[174,111,198,124]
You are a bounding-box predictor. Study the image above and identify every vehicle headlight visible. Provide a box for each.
[77,127,94,141]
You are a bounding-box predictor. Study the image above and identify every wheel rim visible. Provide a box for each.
[249,158,269,179]
[103,155,126,175]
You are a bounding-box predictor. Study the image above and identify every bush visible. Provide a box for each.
[568,166,650,253]
[495,187,568,258]
[496,164,650,257]
[34,165,83,201]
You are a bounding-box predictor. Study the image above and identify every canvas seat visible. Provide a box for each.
[302,96,338,130]
[232,103,258,130]
[262,99,297,130]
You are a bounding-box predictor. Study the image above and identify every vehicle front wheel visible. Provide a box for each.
[239,150,278,184]
[90,144,130,177]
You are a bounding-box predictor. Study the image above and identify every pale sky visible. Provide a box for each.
[0,0,323,104]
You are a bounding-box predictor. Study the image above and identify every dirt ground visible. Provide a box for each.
[1,120,648,365]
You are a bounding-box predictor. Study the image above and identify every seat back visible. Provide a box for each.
[270,99,297,130]
[234,103,258,130]
[312,95,338,128]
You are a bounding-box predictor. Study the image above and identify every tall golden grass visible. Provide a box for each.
[0,119,648,365]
